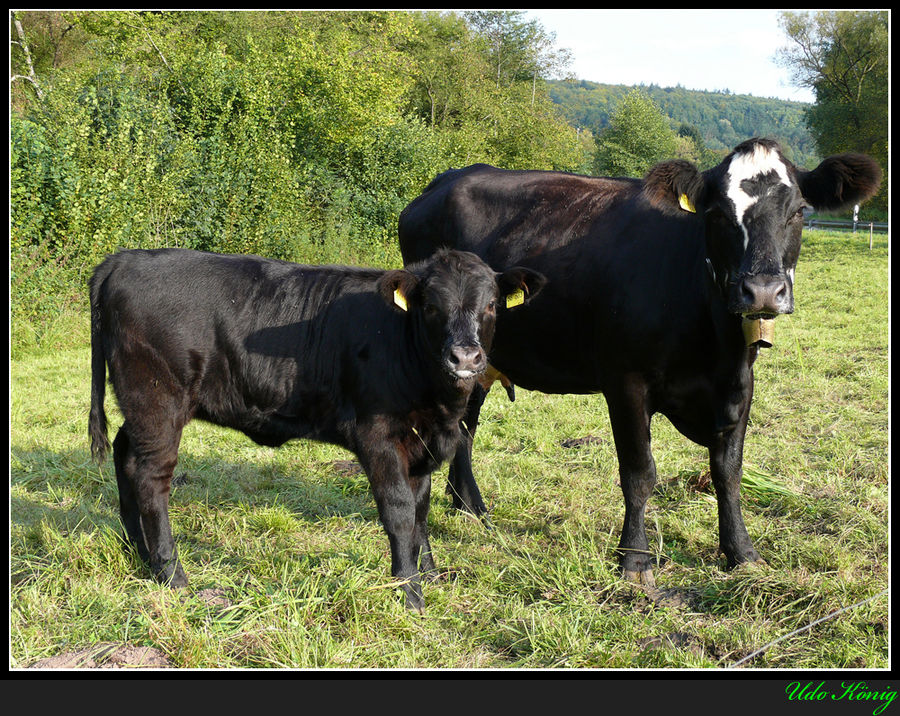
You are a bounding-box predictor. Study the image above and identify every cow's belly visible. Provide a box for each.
[488,333,607,395]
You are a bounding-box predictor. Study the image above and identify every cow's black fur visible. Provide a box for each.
[89,247,544,610]
[398,138,881,585]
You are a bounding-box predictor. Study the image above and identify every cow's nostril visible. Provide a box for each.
[740,280,755,306]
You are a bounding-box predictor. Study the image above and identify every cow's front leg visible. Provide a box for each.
[358,442,427,612]
[607,382,657,587]
[709,404,763,568]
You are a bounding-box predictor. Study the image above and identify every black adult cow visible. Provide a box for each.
[398,138,881,585]
[88,248,543,610]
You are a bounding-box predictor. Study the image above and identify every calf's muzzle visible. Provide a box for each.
[445,344,487,379]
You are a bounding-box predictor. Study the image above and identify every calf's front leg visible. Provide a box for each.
[358,441,429,612]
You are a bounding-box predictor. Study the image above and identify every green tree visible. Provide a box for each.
[404,11,581,171]
[676,123,720,169]
[777,11,887,212]
[464,10,536,88]
[594,90,678,177]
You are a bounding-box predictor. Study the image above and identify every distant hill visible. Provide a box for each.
[548,79,820,168]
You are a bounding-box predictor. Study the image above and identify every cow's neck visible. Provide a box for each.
[702,256,757,435]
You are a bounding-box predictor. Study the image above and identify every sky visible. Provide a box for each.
[526,9,816,103]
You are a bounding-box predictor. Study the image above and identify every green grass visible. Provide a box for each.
[9,230,889,669]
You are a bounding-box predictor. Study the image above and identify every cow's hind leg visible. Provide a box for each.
[446,384,489,517]
[607,383,658,587]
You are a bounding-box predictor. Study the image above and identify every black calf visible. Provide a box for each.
[89,248,544,610]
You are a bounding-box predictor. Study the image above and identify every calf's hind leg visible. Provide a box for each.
[113,426,149,562]
[112,422,187,587]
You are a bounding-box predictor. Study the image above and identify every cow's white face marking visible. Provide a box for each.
[725,144,793,249]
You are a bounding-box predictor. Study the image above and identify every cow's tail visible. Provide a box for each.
[88,268,111,464]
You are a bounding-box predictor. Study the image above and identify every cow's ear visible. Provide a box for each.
[643,159,707,216]
[497,267,546,309]
[378,269,420,313]
[797,153,882,213]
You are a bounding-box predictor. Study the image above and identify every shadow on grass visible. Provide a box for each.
[10,444,394,579]
[10,443,381,520]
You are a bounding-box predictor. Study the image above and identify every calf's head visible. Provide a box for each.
[644,138,881,322]
[378,250,545,382]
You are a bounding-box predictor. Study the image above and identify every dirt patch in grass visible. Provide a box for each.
[331,460,364,476]
[27,643,173,669]
[25,589,231,669]
[638,631,705,657]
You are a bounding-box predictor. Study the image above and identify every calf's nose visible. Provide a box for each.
[447,345,486,376]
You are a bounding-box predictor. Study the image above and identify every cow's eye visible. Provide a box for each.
[486,300,496,313]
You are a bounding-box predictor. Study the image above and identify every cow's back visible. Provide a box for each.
[399,165,639,264]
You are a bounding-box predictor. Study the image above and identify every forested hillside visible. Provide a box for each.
[549,79,820,167]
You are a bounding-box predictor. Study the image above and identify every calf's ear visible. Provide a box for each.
[498,267,546,309]
[378,269,420,313]
[797,153,882,213]
[643,159,707,216]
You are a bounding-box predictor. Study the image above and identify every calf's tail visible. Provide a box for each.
[88,271,111,463]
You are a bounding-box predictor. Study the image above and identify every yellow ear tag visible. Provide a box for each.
[679,193,697,213]
[505,288,525,309]
[393,288,408,312]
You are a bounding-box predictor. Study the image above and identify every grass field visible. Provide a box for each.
[9,230,889,670]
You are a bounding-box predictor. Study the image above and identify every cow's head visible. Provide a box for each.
[644,138,881,322]
[378,250,545,383]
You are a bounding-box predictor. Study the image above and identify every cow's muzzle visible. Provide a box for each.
[733,273,794,317]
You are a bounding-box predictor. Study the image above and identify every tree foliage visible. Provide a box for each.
[776,10,887,211]
[548,79,819,169]
[593,90,678,177]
